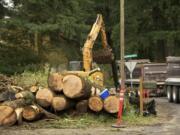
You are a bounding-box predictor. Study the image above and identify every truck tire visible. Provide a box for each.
[172,86,179,103]
[167,86,173,102]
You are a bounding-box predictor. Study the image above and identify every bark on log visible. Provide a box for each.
[104,96,119,113]
[0,106,17,126]
[63,74,91,99]
[48,73,63,92]
[88,96,103,112]
[36,88,54,108]
[76,100,88,114]
[52,95,73,111]
[22,105,42,121]
[15,91,35,102]
[1,98,33,109]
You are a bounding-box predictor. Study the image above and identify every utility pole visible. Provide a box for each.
[112,0,125,128]
[120,0,125,91]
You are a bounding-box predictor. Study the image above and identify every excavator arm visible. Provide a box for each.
[83,14,109,71]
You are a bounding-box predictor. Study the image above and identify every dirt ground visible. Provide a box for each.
[1,98,180,135]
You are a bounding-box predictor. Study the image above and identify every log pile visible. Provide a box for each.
[0,72,156,127]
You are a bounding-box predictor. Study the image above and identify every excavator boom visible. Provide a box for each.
[83,14,109,71]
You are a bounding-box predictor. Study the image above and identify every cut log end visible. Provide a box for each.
[63,74,83,98]
[48,73,63,92]
[104,96,119,113]
[22,105,41,121]
[36,88,54,107]
[52,96,69,111]
[0,106,17,126]
[88,96,103,112]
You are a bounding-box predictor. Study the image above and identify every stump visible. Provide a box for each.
[88,96,103,112]
[36,88,54,107]
[104,96,119,113]
[0,106,17,126]
[52,95,73,111]
[63,74,91,99]
[23,105,42,121]
[48,73,63,92]
[76,100,88,114]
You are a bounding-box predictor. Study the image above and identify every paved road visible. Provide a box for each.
[1,98,180,135]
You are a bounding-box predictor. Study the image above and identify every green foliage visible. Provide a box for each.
[0,0,180,75]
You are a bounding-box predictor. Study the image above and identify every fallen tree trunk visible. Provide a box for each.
[52,95,73,112]
[63,74,91,99]
[104,95,119,114]
[36,88,54,108]
[22,105,42,121]
[76,100,88,114]
[48,73,63,92]
[88,96,103,112]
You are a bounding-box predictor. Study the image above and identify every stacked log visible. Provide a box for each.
[0,71,157,127]
[104,96,119,114]
[76,100,88,114]
[22,105,42,121]
[48,73,63,92]
[0,106,17,126]
[88,96,103,112]
[52,95,73,112]
[63,74,91,99]
[36,88,54,108]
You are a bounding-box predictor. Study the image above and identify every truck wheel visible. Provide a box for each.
[167,86,173,102]
[172,86,179,103]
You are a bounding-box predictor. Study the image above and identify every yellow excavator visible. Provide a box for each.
[68,14,119,88]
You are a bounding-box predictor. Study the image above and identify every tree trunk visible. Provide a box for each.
[48,73,63,92]
[22,105,42,121]
[36,88,54,108]
[104,95,119,113]
[88,96,103,112]
[76,100,88,114]
[62,74,91,99]
[0,106,17,126]
[52,95,73,111]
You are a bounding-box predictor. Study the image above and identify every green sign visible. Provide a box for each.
[124,54,137,59]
